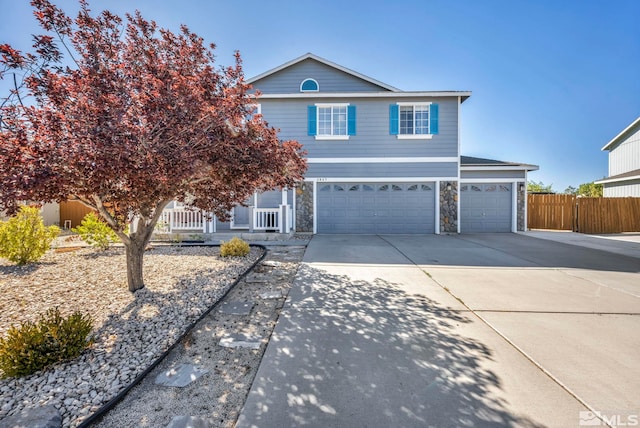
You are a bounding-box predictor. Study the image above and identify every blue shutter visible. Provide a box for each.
[389,104,399,135]
[347,105,356,136]
[430,104,439,134]
[307,106,317,136]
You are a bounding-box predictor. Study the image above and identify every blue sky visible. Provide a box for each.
[2,0,639,191]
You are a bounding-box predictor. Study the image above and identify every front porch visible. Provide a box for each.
[154,189,295,236]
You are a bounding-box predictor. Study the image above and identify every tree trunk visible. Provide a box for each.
[125,240,146,292]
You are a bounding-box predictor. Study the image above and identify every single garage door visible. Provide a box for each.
[318,182,435,234]
[460,183,512,232]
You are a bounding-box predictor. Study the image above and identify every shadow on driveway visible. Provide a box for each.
[238,263,545,428]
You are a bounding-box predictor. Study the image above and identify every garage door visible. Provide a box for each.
[460,183,512,232]
[317,182,435,234]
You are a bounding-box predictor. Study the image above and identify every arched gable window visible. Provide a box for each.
[300,78,319,92]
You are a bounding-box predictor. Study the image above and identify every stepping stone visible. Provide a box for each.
[155,364,208,387]
[219,333,262,350]
[167,415,215,428]
[245,273,270,283]
[259,290,283,299]
[0,405,61,428]
[217,301,254,315]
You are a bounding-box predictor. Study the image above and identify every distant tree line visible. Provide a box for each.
[527,181,603,197]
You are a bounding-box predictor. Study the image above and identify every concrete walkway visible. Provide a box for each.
[523,230,640,260]
[237,233,640,427]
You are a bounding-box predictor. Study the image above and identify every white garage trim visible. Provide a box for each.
[460,178,524,183]
[311,177,457,183]
[308,157,458,163]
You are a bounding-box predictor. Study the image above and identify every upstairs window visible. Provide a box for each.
[389,103,439,139]
[300,78,319,92]
[308,104,356,139]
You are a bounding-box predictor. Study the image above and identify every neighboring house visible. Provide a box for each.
[595,116,640,197]
[162,53,536,235]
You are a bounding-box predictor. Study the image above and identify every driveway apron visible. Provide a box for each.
[234,234,640,427]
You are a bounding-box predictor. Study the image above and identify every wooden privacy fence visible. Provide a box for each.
[527,194,640,233]
[528,194,575,230]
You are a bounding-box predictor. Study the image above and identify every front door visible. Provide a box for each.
[231,200,251,229]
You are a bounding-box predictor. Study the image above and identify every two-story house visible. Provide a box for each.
[595,116,640,197]
[163,53,538,235]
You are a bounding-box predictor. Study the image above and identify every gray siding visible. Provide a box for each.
[603,180,640,197]
[257,190,282,208]
[253,59,387,94]
[461,170,526,179]
[307,162,457,178]
[261,97,459,159]
[609,126,640,176]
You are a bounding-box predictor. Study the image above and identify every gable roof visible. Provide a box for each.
[601,116,640,151]
[461,156,539,171]
[246,53,401,92]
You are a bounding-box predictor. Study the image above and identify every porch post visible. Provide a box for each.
[279,204,287,233]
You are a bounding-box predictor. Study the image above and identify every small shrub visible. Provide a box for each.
[0,206,60,265]
[220,236,250,257]
[72,212,119,250]
[0,307,94,378]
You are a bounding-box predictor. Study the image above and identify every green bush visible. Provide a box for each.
[0,206,60,265]
[0,307,94,378]
[72,212,119,250]
[220,236,250,257]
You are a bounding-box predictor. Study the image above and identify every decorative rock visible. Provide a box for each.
[217,301,254,316]
[261,260,282,267]
[167,415,215,428]
[219,334,262,350]
[0,246,263,427]
[0,405,62,428]
[155,364,209,388]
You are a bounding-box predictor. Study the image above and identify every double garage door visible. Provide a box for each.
[460,183,512,232]
[318,182,435,234]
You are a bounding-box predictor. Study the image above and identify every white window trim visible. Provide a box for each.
[315,135,350,141]
[315,103,350,140]
[396,102,432,138]
[300,78,319,92]
[396,134,434,140]
[396,102,432,106]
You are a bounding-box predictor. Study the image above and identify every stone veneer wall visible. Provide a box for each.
[440,181,458,233]
[517,183,525,231]
[295,181,314,233]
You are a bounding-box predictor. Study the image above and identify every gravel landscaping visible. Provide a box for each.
[0,245,263,427]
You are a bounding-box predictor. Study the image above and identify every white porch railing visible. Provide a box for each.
[254,208,280,231]
[158,208,208,232]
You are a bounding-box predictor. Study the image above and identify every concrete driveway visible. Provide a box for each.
[237,234,640,427]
